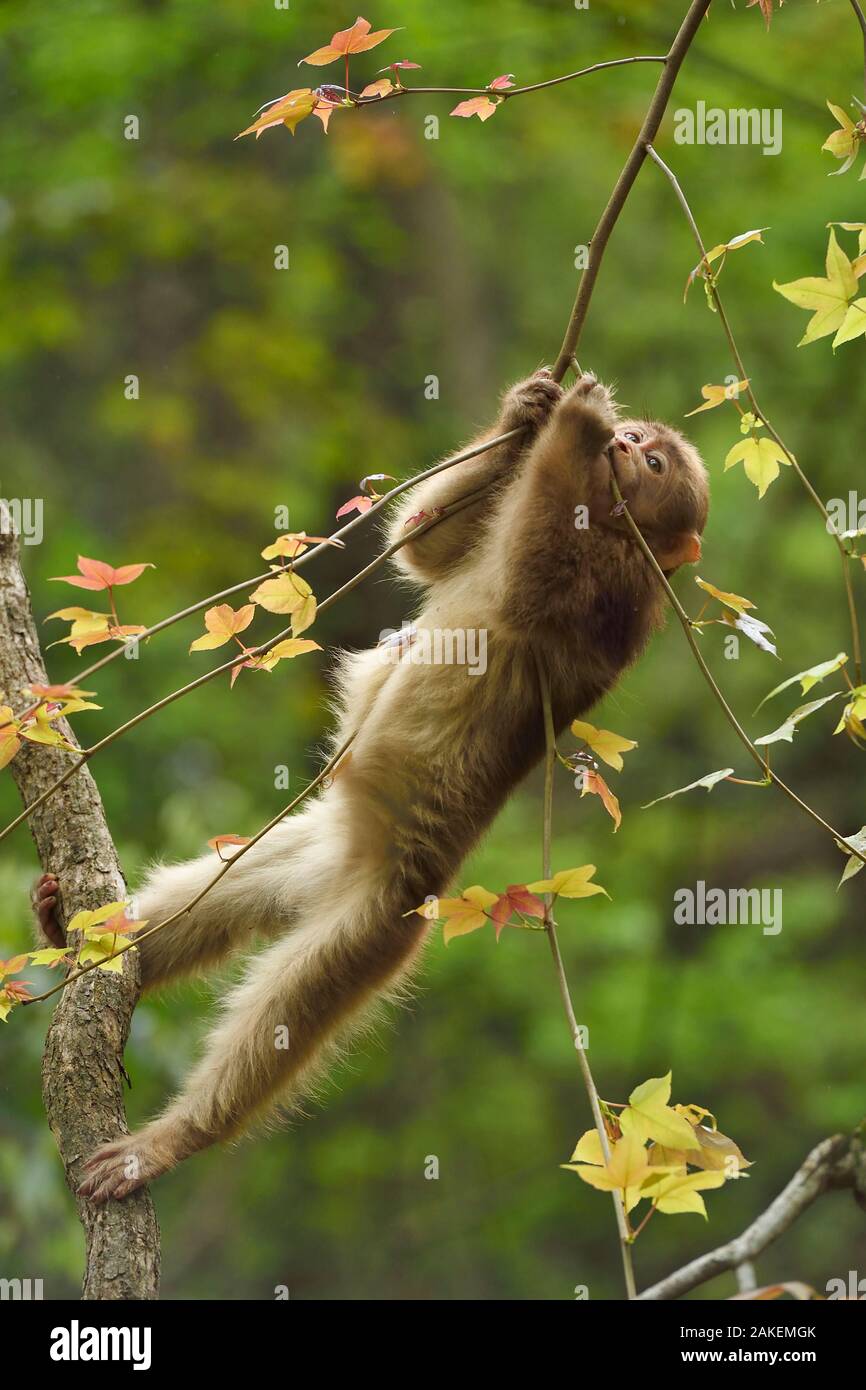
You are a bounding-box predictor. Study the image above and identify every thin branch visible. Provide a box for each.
[849,0,866,99]
[551,0,715,378]
[607,471,866,868]
[25,731,357,1005]
[644,142,863,684]
[638,1129,864,1300]
[356,56,667,105]
[67,426,525,687]
[533,649,637,1301]
[0,482,494,843]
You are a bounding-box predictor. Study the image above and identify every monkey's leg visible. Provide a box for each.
[77,883,426,1200]
[389,369,563,583]
[33,816,310,991]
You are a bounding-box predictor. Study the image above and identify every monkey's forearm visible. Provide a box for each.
[389,372,563,582]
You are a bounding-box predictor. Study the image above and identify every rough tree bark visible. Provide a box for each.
[0,507,160,1299]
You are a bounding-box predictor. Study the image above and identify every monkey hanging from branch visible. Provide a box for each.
[34,369,708,1201]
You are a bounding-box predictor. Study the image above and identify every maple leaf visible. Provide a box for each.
[489,884,546,938]
[563,1131,652,1213]
[642,768,734,809]
[724,435,791,497]
[410,886,498,943]
[526,865,609,900]
[695,576,755,613]
[359,78,394,100]
[249,571,313,615]
[189,603,255,653]
[300,17,399,67]
[450,96,498,122]
[773,228,859,346]
[570,719,637,772]
[581,768,621,830]
[620,1073,701,1151]
[685,380,749,415]
[208,834,252,860]
[235,89,319,140]
[488,74,515,90]
[757,652,848,710]
[822,101,865,177]
[336,494,373,518]
[639,1167,726,1218]
[50,556,153,590]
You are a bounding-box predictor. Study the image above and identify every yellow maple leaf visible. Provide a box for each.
[774,229,859,345]
[570,719,638,772]
[619,1073,701,1151]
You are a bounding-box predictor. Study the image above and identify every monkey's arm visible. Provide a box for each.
[388,370,563,584]
[486,376,619,630]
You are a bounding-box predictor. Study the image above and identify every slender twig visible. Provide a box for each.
[638,1131,861,1300]
[644,143,863,683]
[551,0,714,378]
[1,484,493,843]
[356,56,667,106]
[533,649,637,1301]
[25,731,357,1005]
[850,0,866,98]
[61,427,526,689]
[607,470,866,867]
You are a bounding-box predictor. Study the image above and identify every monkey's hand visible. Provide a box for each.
[559,372,619,454]
[499,368,564,434]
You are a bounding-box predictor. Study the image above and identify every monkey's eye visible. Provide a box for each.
[623,431,641,443]
[646,454,664,474]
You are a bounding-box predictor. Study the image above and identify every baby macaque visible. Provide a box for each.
[35,370,708,1200]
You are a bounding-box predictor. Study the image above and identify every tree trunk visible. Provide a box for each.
[0,508,160,1299]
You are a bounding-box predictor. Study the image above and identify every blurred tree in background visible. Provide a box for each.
[0,0,864,1298]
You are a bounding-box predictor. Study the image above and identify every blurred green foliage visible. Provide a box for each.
[1,0,864,1300]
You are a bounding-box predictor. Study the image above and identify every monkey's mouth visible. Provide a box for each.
[607,440,640,494]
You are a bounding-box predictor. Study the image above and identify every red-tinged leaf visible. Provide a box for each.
[489,884,546,939]
[300,17,400,67]
[336,495,373,518]
[27,682,95,700]
[0,954,30,978]
[50,556,154,590]
[3,979,33,1003]
[488,74,515,90]
[208,833,252,860]
[582,769,622,831]
[451,96,499,122]
[58,623,146,655]
[747,0,777,29]
[313,99,341,133]
[378,59,421,73]
[359,79,394,99]
[403,509,430,529]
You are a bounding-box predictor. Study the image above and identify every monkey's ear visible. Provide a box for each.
[653,531,702,572]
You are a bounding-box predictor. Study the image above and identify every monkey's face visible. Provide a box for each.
[606,420,709,574]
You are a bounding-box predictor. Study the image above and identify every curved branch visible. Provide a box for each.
[639,1128,865,1300]
[552,0,714,377]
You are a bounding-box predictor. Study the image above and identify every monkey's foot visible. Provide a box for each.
[32,873,64,948]
[502,368,564,430]
[78,1124,179,1202]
